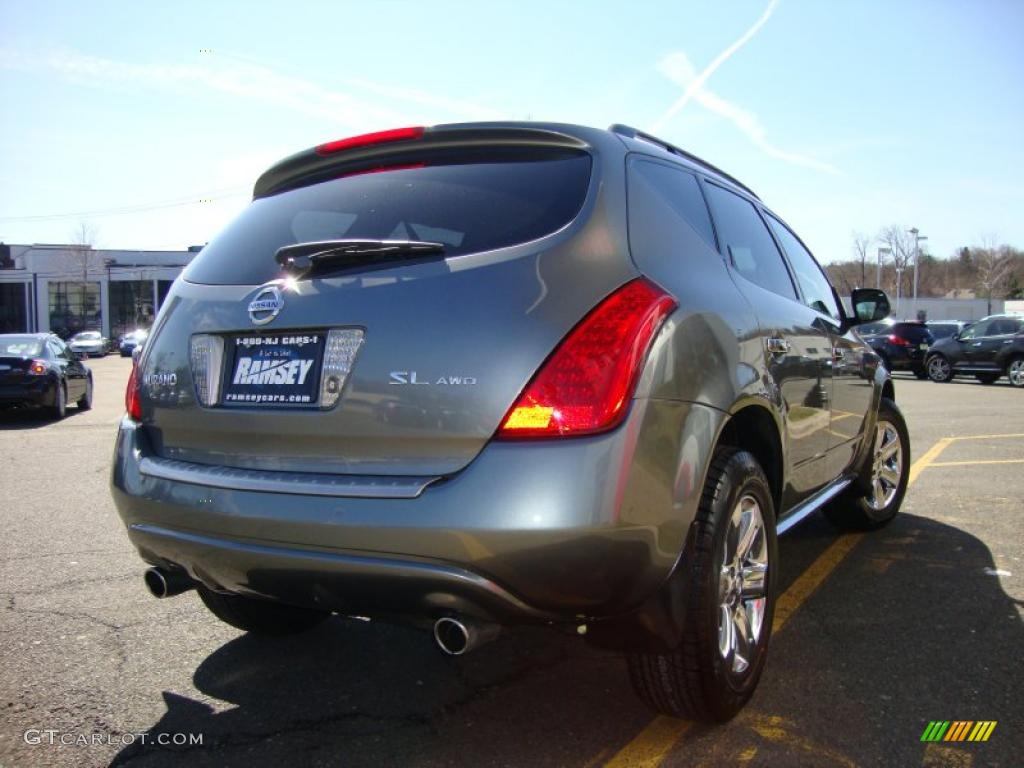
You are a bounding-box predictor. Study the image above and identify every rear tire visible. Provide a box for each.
[926,354,952,383]
[627,449,777,722]
[49,382,66,420]
[77,376,93,410]
[825,397,909,530]
[197,585,330,636]
[975,372,1000,385]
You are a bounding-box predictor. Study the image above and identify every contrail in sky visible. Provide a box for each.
[652,0,779,133]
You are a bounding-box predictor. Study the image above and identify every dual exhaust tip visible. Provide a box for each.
[143,568,499,656]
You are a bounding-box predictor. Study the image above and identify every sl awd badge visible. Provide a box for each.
[248,285,284,326]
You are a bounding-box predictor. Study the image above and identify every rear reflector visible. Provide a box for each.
[498,278,676,438]
[315,127,424,156]
[125,360,142,421]
[189,334,225,407]
[319,329,365,409]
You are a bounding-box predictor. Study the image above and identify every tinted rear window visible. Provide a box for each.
[184,150,592,285]
[893,323,932,342]
[0,336,43,356]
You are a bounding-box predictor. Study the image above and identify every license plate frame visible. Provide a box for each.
[221,332,325,408]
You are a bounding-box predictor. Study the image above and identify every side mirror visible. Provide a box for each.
[848,288,891,327]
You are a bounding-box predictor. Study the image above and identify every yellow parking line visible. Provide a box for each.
[949,432,1024,441]
[930,459,1024,467]
[908,437,953,485]
[603,717,693,768]
[603,438,945,767]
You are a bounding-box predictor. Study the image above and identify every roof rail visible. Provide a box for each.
[608,124,760,200]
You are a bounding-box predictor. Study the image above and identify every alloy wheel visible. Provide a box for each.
[718,494,769,677]
[927,355,951,382]
[1009,359,1024,388]
[866,420,902,511]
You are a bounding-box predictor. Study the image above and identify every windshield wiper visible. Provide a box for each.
[275,239,446,278]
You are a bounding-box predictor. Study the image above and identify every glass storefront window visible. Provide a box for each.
[49,282,101,339]
[109,281,156,341]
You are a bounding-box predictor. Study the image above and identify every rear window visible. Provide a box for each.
[927,323,959,340]
[185,150,592,285]
[892,323,932,343]
[0,336,42,356]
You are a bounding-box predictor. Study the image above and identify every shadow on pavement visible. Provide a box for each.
[109,513,1022,767]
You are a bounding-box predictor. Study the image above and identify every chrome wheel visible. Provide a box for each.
[1008,358,1024,388]
[927,355,951,382]
[718,494,768,676]
[866,420,902,511]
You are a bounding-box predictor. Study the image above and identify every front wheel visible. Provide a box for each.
[926,354,952,382]
[197,586,330,636]
[627,449,777,722]
[825,397,909,530]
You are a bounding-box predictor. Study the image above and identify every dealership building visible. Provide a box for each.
[0,243,201,340]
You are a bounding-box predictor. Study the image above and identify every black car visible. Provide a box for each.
[925,314,1024,386]
[119,329,149,357]
[857,319,933,378]
[0,333,93,418]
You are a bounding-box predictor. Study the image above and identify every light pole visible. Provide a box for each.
[908,228,927,300]
[895,266,903,315]
[877,247,891,289]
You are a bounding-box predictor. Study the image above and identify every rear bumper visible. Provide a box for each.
[111,399,720,624]
[0,380,55,407]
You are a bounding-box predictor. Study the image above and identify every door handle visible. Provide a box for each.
[767,337,791,355]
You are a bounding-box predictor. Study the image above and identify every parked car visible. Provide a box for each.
[925,314,1024,386]
[68,330,110,358]
[111,122,909,722]
[0,333,93,418]
[925,320,967,342]
[856,319,932,378]
[119,329,149,357]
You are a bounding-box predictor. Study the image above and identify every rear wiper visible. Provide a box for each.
[275,239,446,278]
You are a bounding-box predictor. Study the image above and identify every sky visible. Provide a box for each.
[1,0,1023,265]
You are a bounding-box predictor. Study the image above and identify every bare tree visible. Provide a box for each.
[877,225,915,300]
[851,231,872,288]
[974,242,1014,314]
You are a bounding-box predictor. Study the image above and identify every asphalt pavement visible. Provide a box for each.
[0,357,1020,767]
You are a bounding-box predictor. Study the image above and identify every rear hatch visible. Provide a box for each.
[139,125,637,476]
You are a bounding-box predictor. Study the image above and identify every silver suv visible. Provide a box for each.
[111,122,909,721]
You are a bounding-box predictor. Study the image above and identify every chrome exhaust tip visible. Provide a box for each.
[143,567,194,599]
[433,616,500,656]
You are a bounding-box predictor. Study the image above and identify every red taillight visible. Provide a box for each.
[315,126,424,156]
[125,361,141,421]
[27,359,48,375]
[888,334,909,347]
[498,278,677,438]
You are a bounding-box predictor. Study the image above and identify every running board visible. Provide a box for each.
[777,477,853,535]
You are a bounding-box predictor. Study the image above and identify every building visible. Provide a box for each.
[0,243,201,340]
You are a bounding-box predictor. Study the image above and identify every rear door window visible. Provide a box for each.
[703,182,797,300]
[184,150,593,285]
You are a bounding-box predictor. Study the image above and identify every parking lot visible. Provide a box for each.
[0,356,1020,768]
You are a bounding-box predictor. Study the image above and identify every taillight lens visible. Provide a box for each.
[888,334,909,347]
[315,126,424,156]
[498,278,676,438]
[125,360,142,421]
[27,359,48,375]
[190,334,225,407]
